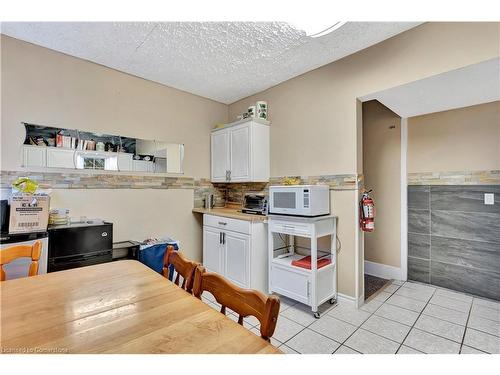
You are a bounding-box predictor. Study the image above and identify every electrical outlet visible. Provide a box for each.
[484,193,494,205]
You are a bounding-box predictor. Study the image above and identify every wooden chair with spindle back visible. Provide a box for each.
[162,245,198,293]
[0,240,42,281]
[192,265,280,341]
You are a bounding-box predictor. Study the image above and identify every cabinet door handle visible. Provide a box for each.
[219,232,222,244]
[222,232,226,245]
[218,221,227,225]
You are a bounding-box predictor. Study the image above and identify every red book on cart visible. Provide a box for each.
[291,256,331,270]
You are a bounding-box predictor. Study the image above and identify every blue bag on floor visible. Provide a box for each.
[138,241,179,276]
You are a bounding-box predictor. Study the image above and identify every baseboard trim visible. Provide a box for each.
[365,260,402,280]
[357,293,365,308]
[337,293,357,308]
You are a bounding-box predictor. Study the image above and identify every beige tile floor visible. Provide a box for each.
[201,280,500,354]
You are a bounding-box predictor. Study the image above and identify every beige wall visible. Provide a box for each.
[363,101,401,268]
[229,23,499,299]
[0,35,227,261]
[408,101,500,173]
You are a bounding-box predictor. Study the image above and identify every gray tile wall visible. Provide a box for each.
[408,185,500,301]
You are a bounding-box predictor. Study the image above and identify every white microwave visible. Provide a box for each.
[268,185,330,217]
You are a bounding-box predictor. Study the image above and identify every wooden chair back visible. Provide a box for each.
[0,240,42,281]
[192,266,280,341]
[162,245,198,293]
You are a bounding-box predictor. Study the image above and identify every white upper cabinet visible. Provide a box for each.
[211,130,230,182]
[229,125,250,182]
[211,118,270,183]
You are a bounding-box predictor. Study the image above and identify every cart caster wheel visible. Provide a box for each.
[314,312,321,319]
[329,298,336,305]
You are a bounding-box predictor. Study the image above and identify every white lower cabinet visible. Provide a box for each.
[202,214,267,292]
[46,148,76,169]
[224,231,250,288]
[133,160,154,172]
[22,145,47,168]
[270,264,310,305]
[203,226,224,274]
[117,153,133,171]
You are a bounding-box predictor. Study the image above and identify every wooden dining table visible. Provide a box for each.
[0,260,281,354]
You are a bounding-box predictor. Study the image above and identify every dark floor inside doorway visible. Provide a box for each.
[364,274,391,300]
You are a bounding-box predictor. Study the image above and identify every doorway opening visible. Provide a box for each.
[361,100,402,301]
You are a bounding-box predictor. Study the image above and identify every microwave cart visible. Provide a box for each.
[267,214,337,318]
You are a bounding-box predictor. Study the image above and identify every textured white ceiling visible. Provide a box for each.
[361,58,500,118]
[1,22,421,104]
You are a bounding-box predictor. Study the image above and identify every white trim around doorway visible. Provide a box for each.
[400,118,408,281]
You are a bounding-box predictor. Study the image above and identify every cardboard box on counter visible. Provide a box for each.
[8,194,50,234]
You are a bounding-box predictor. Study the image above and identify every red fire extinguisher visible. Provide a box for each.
[360,189,375,232]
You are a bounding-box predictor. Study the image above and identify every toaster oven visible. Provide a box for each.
[242,193,268,215]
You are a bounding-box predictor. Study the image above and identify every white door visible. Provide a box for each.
[117,153,133,171]
[46,148,76,169]
[211,130,230,182]
[203,226,223,274]
[133,160,153,172]
[224,231,250,288]
[23,146,46,168]
[229,126,250,182]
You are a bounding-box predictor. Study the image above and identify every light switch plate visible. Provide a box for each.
[484,193,495,205]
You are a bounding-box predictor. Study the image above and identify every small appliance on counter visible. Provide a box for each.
[204,193,215,209]
[268,184,330,217]
[47,219,113,272]
[241,193,268,215]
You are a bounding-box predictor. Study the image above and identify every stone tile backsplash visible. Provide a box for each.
[408,184,500,301]
[0,170,195,190]
[193,178,226,208]
[408,170,500,185]
[1,170,361,209]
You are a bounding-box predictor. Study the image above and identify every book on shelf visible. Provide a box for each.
[61,135,70,148]
[56,133,63,147]
[291,255,332,270]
